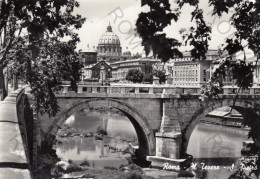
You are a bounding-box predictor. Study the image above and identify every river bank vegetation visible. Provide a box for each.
[33,152,155,179]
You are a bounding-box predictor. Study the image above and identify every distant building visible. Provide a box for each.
[122,47,132,60]
[248,55,260,86]
[80,23,144,83]
[83,61,112,81]
[110,58,160,81]
[169,49,236,86]
[96,23,135,62]
[170,50,218,85]
[79,48,98,66]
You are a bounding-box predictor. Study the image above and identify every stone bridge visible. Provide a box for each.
[1,84,260,175]
[36,84,260,166]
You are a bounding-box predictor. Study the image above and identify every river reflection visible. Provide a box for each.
[187,123,249,165]
[55,109,138,168]
[55,109,250,168]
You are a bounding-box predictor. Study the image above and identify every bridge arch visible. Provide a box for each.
[182,98,254,154]
[47,98,156,159]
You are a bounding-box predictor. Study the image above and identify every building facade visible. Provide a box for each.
[170,50,236,86]
[248,55,260,86]
[110,58,160,81]
[80,24,145,82]
[83,61,112,81]
[79,49,98,66]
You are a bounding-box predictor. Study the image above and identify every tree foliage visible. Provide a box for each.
[153,69,166,84]
[152,63,166,84]
[143,73,153,84]
[136,0,259,63]
[137,0,260,177]
[126,69,144,83]
[0,0,85,117]
[136,0,182,62]
[137,0,259,102]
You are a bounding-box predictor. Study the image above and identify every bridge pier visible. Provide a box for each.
[147,115,183,169]
[156,115,182,158]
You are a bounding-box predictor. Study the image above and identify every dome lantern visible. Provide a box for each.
[107,22,112,32]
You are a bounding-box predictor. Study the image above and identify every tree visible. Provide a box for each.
[143,73,153,84]
[136,0,183,62]
[153,69,166,84]
[0,0,85,117]
[126,69,144,83]
[152,63,166,84]
[136,0,259,63]
[136,0,260,177]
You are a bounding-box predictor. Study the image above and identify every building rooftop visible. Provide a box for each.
[182,49,219,57]
[110,58,160,65]
[80,49,97,53]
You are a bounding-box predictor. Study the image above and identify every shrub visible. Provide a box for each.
[104,166,118,170]
[177,170,195,178]
[126,172,143,179]
[80,160,90,167]
[68,159,73,164]
[65,163,83,173]
[126,69,144,83]
[153,69,166,84]
[143,73,153,84]
[96,126,107,135]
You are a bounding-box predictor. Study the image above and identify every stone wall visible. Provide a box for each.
[0,89,32,178]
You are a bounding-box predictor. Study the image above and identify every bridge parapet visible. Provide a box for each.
[0,88,32,179]
[59,83,260,96]
[61,84,202,95]
[223,86,260,95]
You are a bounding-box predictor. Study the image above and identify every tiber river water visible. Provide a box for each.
[55,109,249,168]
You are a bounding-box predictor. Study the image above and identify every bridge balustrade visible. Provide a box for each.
[58,83,260,96]
[60,84,203,95]
[223,86,260,95]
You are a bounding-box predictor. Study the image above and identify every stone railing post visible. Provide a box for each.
[121,87,125,94]
[92,87,97,93]
[63,85,69,93]
[149,87,154,94]
[153,77,159,85]
[135,87,140,94]
[163,88,166,94]
[107,87,111,93]
[250,87,255,95]
[223,87,229,94]
[78,86,83,93]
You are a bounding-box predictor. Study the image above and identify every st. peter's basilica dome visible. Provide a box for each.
[97,24,122,60]
[98,25,121,45]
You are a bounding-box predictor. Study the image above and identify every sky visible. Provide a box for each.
[74,0,255,59]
